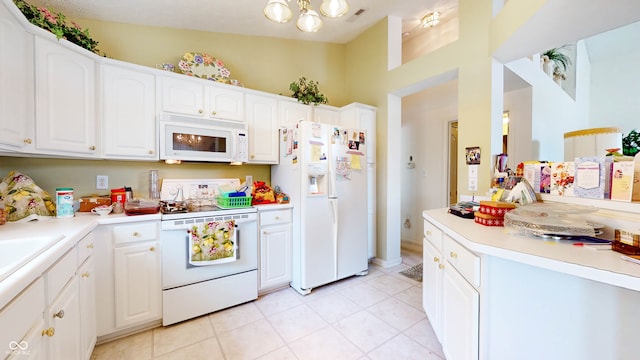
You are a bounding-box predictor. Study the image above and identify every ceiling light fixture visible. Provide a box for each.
[264,0,349,33]
[421,11,440,28]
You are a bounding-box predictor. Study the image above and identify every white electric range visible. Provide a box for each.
[159,179,258,326]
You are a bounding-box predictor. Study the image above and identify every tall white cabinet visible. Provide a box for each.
[246,93,279,164]
[100,63,157,160]
[34,36,98,157]
[0,3,34,152]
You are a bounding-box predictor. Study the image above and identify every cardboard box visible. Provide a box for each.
[79,196,111,212]
[573,157,613,199]
[550,161,575,196]
[610,161,635,202]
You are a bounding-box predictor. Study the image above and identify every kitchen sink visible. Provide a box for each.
[0,235,65,282]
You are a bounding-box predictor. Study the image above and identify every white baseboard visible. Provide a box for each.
[370,256,402,268]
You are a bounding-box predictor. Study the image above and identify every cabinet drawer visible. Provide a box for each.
[0,278,45,354]
[424,220,443,251]
[259,209,292,226]
[46,248,78,301]
[78,232,95,264]
[113,221,158,245]
[443,235,480,287]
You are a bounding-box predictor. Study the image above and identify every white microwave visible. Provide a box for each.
[159,113,248,163]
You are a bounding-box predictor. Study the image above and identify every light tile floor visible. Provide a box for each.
[91,249,444,360]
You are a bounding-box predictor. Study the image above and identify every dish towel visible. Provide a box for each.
[189,219,237,266]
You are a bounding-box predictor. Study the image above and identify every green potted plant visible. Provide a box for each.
[13,0,102,55]
[622,129,640,156]
[289,77,328,106]
[542,45,572,76]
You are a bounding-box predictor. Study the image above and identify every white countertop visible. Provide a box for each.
[423,208,640,292]
[0,212,160,309]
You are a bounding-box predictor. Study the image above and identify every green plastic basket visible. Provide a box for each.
[216,196,253,209]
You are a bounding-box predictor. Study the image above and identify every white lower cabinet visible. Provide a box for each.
[423,219,480,360]
[114,240,161,328]
[45,276,81,360]
[78,256,96,360]
[95,221,161,338]
[258,207,293,292]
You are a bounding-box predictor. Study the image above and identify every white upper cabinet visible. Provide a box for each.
[313,105,339,125]
[278,99,312,128]
[340,103,376,164]
[160,75,244,122]
[34,36,98,157]
[160,76,206,117]
[246,93,279,164]
[100,63,158,160]
[208,83,244,122]
[0,4,34,151]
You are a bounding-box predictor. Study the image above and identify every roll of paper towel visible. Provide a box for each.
[564,127,622,161]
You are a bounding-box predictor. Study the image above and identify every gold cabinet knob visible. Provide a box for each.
[82,272,90,278]
[53,310,64,319]
[198,109,203,114]
[149,246,155,252]
[433,257,439,263]
[426,230,431,236]
[438,263,445,270]
[450,251,458,259]
[211,111,217,116]
[89,145,96,151]
[133,232,140,237]
[41,328,55,337]
[250,155,255,159]
[148,150,154,155]
[24,138,32,144]
[87,243,94,249]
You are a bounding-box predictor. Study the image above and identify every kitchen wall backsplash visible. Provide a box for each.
[0,156,270,200]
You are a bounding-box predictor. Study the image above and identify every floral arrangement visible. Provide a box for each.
[13,0,101,55]
[289,77,328,105]
[189,220,236,262]
[178,52,231,83]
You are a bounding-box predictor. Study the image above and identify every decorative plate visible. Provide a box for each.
[178,52,231,83]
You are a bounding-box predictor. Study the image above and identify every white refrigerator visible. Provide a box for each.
[271,121,369,295]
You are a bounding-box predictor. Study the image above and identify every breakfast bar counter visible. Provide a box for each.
[423,205,640,360]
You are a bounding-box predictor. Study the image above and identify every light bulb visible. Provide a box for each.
[264,0,293,23]
[320,0,349,18]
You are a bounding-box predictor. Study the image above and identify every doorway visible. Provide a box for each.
[448,120,458,205]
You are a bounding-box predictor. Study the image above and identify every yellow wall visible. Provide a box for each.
[79,19,352,106]
[0,157,271,200]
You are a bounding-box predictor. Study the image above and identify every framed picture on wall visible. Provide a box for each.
[465,146,481,165]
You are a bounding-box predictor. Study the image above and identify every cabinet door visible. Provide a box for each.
[79,257,96,360]
[442,265,479,360]
[279,100,311,128]
[340,104,376,163]
[46,277,81,360]
[313,106,339,125]
[114,240,161,328]
[100,64,157,160]
[160,76,205,117]
[34,37,97,156]
[246,93,278,164]
[0,5,34,151]
[208,84,244,121]
[259,223,292,290]
[422,239,443,340]
[6,318,46,360]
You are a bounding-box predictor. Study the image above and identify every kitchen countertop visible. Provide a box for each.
[423,208,640,292]
[0,212,160,309]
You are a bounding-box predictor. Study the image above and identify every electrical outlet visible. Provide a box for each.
[96,175,108,190]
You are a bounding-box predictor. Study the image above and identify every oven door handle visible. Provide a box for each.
[235,224,240,260]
